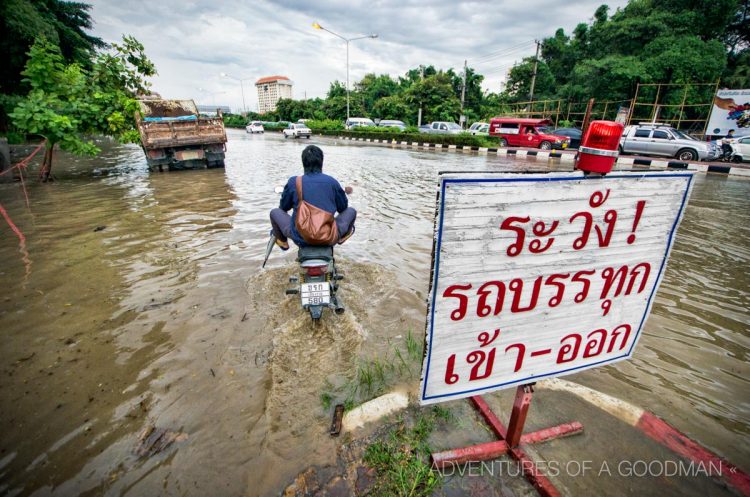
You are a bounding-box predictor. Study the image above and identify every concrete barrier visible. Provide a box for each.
[330,136,750,177]
[342,391,409,432]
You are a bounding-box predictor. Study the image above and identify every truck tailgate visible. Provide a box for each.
[140,118,227,148]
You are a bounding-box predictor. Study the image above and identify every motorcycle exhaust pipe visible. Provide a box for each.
[334,295,345,315]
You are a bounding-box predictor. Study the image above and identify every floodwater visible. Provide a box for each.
[0,130,747,496]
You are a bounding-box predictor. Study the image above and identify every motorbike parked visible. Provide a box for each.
[263,187,346,322]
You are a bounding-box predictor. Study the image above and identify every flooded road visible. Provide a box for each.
[0,130,748,496]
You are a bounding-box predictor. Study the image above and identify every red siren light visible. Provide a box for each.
[576,120,624,174]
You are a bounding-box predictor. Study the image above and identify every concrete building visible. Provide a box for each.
[255,76,293,114]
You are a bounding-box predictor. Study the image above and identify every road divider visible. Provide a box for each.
[330,135,750,177]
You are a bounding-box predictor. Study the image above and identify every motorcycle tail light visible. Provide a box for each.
[305,265,327,277]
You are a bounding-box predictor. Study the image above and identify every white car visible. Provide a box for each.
[345,117,375,129]
[469,122,489,135]
[246,121,264,133]
[731,136,750,162]
[283,123,312,139]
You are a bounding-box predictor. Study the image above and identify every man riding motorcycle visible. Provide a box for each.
[721,129,736,160]
[270,145,356,249]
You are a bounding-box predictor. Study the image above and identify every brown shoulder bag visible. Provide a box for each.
[294,176,339,245]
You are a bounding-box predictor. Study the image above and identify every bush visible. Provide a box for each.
[262,121,289,131]
[223,113,248,128]
[319,129,501,148]
[306,119,344,131]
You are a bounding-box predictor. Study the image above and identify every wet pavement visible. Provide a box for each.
[0,130,747,496]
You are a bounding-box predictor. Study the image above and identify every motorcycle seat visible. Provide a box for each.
[297,246,334,263]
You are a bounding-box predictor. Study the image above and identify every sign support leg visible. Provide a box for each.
[431,384,583,497]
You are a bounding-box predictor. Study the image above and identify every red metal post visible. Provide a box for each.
[506,384,534,447]
[432,440,509,469]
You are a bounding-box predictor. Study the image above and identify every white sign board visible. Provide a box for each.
[420,171,694,405]
[706,88,750,138]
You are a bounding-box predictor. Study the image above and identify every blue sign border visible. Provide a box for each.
[421,172,695,402]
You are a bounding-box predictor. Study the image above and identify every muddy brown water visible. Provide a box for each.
[0,130,747,496]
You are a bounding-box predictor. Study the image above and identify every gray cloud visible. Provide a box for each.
[88,0,628,112]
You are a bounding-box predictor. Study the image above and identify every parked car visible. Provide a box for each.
[552,127,582,148]
[619,123,716,161]
[489,118,570,150]
[345,117,376,129]
[420,121,463,134]
[283,123,312,139]
[468,122,490,135]
[246,121,264,133]
[729,135,750,162]
[378,119,407,131]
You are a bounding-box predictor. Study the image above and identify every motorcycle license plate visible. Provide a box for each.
[300,282,330,306]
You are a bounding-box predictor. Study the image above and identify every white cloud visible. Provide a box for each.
[88,0,629,112]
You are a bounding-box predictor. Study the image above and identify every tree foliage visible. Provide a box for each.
[504,0,747,107]
[0,0,106,130]
[9,36,156,179]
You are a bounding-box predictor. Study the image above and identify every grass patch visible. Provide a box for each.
[320,330,424,412]
[363,406,447,497]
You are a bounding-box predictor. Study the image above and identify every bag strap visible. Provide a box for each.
[295,176,304,202]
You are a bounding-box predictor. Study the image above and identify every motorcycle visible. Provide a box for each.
[263,187,346,322]
[718,140,742,163]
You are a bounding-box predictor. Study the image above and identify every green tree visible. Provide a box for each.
[327,80,347,98]
[504,58,556,101]
[405,72,461,123]
[10,36,155,180]
[372,95,412,123]
[0,0,105,130]
[355,73,398,113]
[503,0,747,129]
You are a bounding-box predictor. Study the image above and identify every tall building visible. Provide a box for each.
[255,76,293,114]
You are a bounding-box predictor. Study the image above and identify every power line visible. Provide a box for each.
[469,39,536,64]
[473,45,532,66]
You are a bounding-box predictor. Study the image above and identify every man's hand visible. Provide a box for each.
[344,186,353,195]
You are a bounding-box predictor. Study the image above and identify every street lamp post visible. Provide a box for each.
[220,73,252,114]
[313,22,377,120]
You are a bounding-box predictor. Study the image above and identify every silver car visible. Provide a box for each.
[619,124,716,161]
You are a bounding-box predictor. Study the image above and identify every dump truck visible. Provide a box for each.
[135,99,227,171]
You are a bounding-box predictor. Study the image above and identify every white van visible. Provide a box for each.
[345,117,375,129]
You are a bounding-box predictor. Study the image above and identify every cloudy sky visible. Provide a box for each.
[88,0,629,113]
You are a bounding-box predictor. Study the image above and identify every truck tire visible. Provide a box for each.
[676,148,698,161]
[499,138,507,147]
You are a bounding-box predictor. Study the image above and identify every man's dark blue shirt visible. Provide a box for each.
[279,172,348,246]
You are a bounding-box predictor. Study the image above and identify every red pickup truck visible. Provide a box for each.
[489,118,569,150]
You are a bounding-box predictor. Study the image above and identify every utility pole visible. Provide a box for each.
[529,40,541,103]
[418,65,424,127]
[460,59,467,128]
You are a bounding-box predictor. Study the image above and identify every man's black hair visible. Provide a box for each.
[302,145,323,173]
[729,129,736,133]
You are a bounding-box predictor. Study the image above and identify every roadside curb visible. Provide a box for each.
[332,135,750,178]
[540,378,750,497]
